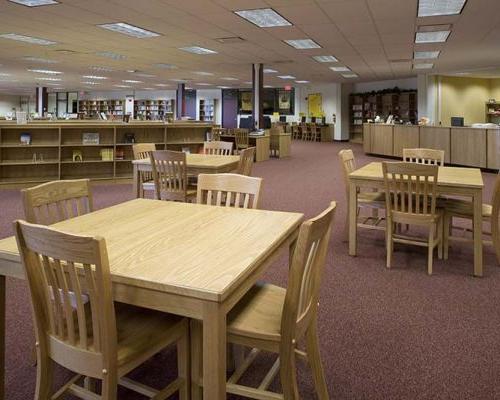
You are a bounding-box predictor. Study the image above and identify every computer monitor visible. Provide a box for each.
[301,116,306,123]
[451,117,464,127]
[279,115,286,123]
[239,117,254,130]
[311,117,316,123]
[263,116,271,129]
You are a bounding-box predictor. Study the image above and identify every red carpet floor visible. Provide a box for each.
[0,141,499,399]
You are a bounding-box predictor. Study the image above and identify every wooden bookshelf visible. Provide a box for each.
[134,99,175,120]
[199,99,216,122]
[78,99,124,117]
[485,101,500,123]
[0,122,212,185]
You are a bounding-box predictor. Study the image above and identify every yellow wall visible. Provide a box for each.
[439,76,491,125]
[489,78,500,100]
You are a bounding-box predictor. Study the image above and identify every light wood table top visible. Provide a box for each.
[132,153,240,170]
[349,162,484,189]
[0,199,302,302]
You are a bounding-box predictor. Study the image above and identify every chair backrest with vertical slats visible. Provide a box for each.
[203,140,233,156]
[150,150,189,202]
[211,127,226,141]
[14,220,116,378]
[22,179,93,225]
[196,173,262,209]
[234,129,249,148]
[403,148,444,166]
[132,143,156,160]
[281,202,336,344]
[237,147,256,176]
[382,162,439,220]
[338,149,357,201]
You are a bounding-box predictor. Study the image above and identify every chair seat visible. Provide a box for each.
[114,303,185,368]
[227,282,285,343]
[444,198,492,218]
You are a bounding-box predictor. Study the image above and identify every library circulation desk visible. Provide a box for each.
[0,121,213,185]
[363,123,500,169]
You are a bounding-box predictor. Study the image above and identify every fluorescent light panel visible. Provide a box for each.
[134,73,156,78]
[82,75,108,80]
[418,0,466,17]
[196,83,210,86]
[194,71,214,76]
[295,80,309,83]
[217,86,230,89]
[234,8,292,28]
[415,30,450,43]
[312,55,338,63]
[277,75,295,79]
[122,79,142,83]
[114,84,131,88]
[96,51,126,60]
[221,77,238,81]
[153,63,177,69]
[23,56,58,64]
[284,39,321,49]
[0,73,11,77]
[330,66,350,72]
[98,22,160,38]
[0,33,56,45]
[263,68,278,73]
[414,63,434,69]
[8,0,58,6]
[36,77,61,81]
[154,83,170,87]
[89,65,113,72]
[414,50,440,59]
[28,69,61,74]
[342,73,358,78]
[179,46,217,55]
[81,81,100,85]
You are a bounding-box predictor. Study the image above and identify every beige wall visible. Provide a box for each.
[0,94,20,117]
[439,76,491,125]
[489,79,500,100]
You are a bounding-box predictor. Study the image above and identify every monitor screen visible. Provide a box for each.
[279,115,286,122]
[451,117,464,127]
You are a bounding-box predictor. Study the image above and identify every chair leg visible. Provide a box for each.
[427,226,434,275]
[280,352,300,400]
[437,217,443,260]
[386,221,393,269]
[492,216,500,265]
[443,213,451,260]
[177,325,190,400]
[305,322,329,400]
[190,320,203,400]
[343,212,349,243]
[34,345,53,400]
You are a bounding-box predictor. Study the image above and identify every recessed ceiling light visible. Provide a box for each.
[8,0,58,6]
[263,68,278,73]
[418,0,467,17]
[415,31,450,43]
[196,83,211,86]
[81,81,100,85]
[284,39,321,49]
[154,83,170,87]
[82,75,108,80]
[295,80,309,83]
[179,46,217,55]
[234,8,292,28]
[194,71,214,76]
[330,66,351,72]
[122,79,142,83]
[414,63,434,69]
[96,51,126,60]
[153,63,177,69]
[0,33,56,45]
[36,77,61,81]
[277,75,295,79]
[114,84,131,88]
[312,55,338,63]
[22,56,58,64]
[342,73,358,78]
[221,77,238,81]
[27,69,62,74]
[98,22,160,38]
[414,51,440,59]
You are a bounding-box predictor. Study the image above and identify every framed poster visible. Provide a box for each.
[308,93,323,117]
[278,90,291,109]
[240,91,252,113]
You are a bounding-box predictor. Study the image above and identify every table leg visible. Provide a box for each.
[349,181,358,256]
[132,164,141,199]
[203,302,226,399]
[0,276,5,400]
[473,189,483,277]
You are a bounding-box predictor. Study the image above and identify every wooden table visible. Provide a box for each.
[0,199,303,399]
[220,134,271,162]
[132,153,240,198]
[270,133,292,158]
[348,162,484,276]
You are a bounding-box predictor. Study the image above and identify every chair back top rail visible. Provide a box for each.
[403,148,445,166]
[203,140,233,156]
[132,143,156,160]
[150,150,189,201]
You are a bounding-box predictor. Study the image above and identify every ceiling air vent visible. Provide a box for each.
[215,37,245,44]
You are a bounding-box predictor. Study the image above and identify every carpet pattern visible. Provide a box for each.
[0,141,499,399]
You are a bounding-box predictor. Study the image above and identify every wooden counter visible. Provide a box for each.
[0,121,213,185]
[363,123,500,169]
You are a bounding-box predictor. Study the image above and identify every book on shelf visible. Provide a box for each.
[72,150,83,162]
[82,132,100,145]
[100,148,113,161]
[115,147,125,160]
[20,133,31,145]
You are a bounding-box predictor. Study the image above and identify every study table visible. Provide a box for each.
[348,162,484,276]
[0,198,303,399]
[132,153,240,198]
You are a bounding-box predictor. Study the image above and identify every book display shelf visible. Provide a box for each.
[0,121,213,185]
[486,101,500,123]
[199,99,216,122]
[78,100,124,117]
[134,99,175,120]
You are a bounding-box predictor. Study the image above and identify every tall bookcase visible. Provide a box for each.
[134,99,175,120]
[486,101,500,123]
[199,99,216,122]
[78,100,124,117]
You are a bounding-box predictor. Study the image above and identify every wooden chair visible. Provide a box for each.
[150,150,197,202]
[22,179,93,225]
[133,143,156,197]
[196,173,262,209]
[234,129,249,153]
[203,140,233,156]
[403,148,445,166]
[191,202,336,399]
[443,172,500,264]
[211,127,226,141]
[310,125,320,142]
[338,149,385,240]
[236,147,256,176]
[270,128,280,158]
[382,162,443,275]
[14,220,190,400]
